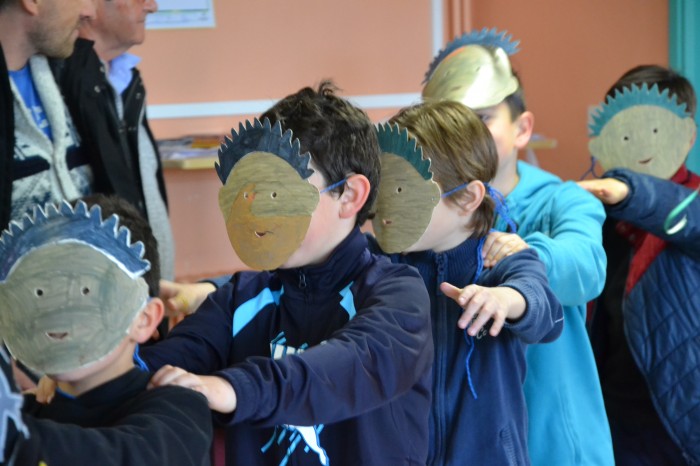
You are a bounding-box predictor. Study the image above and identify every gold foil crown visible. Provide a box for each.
[422,28,520,109]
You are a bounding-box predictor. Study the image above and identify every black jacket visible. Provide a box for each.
[1,42,15,230]
[19,368,213,466]
[53,38,167,219]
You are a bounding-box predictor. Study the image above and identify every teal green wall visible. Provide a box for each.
[670,0,700,172]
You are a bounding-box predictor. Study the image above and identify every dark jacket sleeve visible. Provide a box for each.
[16,387,213,466]
[605,168,700,260]
[139,282,237,374]
[215,265,433,428]
[480,249,564,344]
[0,42,15,231]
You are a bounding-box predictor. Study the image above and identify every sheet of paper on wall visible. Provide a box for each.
[146,0,215,30]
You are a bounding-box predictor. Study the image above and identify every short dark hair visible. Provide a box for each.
[606,65,697,117]
[76,194,160,297]
[390,100,498,237]
[260,81,380,226]
[504,71,527,120]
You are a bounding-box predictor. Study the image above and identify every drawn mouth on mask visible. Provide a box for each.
[638,158,653,165]
[46,332,70,341]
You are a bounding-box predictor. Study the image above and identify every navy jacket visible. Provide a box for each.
[591,168,700,463]
[379,237,563,466]
[141,228,434,466]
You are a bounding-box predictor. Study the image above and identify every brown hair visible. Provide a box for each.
[390,100,498,237]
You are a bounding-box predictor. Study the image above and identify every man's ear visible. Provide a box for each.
[456,180,486,216]
[514,111,535,151]
[338,174,370,219]
[20,0,40,16]
[130,299,165,344]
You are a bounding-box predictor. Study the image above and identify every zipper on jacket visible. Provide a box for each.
[432,253,448,465]
[298,271,307,290]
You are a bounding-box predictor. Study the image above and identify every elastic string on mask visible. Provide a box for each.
[461,235,487,401]
[485,183,518,233]
[441,182,469,198]
[319,178,347,194]
[580,156,602,180]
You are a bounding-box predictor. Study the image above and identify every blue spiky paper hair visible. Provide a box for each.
[0,200,150,282]
[376,123,433,181]
[589,83,690,137]
[424,28,520,84]
[215,118,314,185]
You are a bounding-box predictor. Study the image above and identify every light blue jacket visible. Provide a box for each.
[494,161,614,466]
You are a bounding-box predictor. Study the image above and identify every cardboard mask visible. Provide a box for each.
[589,84,696,179]
[216,118,320,270]
[372,123,441,253]
[0,201,150,375]
[422,28,520,110]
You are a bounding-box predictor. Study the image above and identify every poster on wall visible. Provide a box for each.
[146,0,215,30]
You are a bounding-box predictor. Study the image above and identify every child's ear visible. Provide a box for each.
[338,174,370,219]
[457,180,486,216]
[130,298,165,344]
[514,111,535,151]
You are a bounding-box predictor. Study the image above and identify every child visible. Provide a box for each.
[372,100,563,465]
[0,195,213,465]
[579,65,700,465]
[423,28,614,465]
[142,82,434,466]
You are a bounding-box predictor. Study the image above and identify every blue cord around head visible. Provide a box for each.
[580,156,602,180]
[319,178,347,194]
[485,183,518,233]
[461,235,487,400]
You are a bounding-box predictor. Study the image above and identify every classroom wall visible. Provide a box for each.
[134,0,669,281]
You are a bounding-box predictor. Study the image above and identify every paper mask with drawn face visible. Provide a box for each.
[372,123,441,253]
[0,201,150,375]
[589,84,696,179]
[422,28,520,110]
[216,118,320,271]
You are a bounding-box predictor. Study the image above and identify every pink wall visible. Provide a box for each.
[135,0,669,280]
[469,0,668,180]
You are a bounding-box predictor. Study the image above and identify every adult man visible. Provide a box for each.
[54,0,175,280]
[0,0,96,230]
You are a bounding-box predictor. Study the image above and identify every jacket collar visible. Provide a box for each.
[276,228,370,298]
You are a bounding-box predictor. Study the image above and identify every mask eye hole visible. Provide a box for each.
[271,192,278,199]
[35,289,44,297]
[623,135,630,141]
[396,186,403,194]
[653,128,658,134]
[82,287,90,296]
[243,192,249,199]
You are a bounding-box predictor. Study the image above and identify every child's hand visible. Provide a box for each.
[482,231,529,268]
[148,365,237,413]
[159,280,215,319]
[577,178,629,205]
[440,282,526,337]
[28,375,58,404]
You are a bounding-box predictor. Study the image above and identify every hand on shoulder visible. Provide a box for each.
[577,178,629,205]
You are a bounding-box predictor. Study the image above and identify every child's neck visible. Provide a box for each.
[492,154,520,197]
